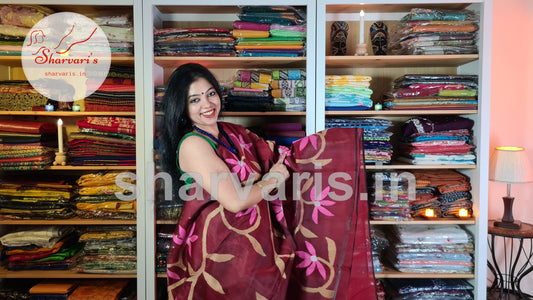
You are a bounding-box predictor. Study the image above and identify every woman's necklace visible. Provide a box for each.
[194,124,239,156]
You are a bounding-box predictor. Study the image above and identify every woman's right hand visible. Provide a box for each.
[267,152,289,186]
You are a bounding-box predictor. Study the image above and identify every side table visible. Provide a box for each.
[488,220,533,299]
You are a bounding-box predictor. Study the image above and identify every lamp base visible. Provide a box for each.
[494,219,521,229]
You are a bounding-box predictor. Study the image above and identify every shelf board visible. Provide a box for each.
[153,56,306,69]
[0,56,134,67]
[0,217,136,225]
[325,54,479,68]
[374,270,475,279]
[365,163,476,170]
[157,220,177,225]
[0,268,136,279]
[45,166,136,171]
[370,218,475,225]
[326,110,477,116]
[326,3,472,14]
[221,111,306,116]
[0,111,135,117]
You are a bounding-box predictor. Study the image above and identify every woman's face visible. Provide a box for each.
[186,77,221,129]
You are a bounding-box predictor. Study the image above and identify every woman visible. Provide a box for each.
[161,63,376,300]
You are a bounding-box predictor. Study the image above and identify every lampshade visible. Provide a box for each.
[489,146,533,183]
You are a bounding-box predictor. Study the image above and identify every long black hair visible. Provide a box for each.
[158,63,223,198]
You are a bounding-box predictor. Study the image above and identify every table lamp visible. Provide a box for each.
[489,146,533,229]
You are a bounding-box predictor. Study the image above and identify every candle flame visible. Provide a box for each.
[360,10,365,17]
[58,118,63,126]
[424,208,435,217]
[458,209,469,217]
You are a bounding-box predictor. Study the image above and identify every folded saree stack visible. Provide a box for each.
[233,6,306,57]
[388,8,479,55]
[0,120,57,170]
[93,13,134,57]
[67,116,135,166]
[225,69,306,112]
[0,81,49,111]
[76,227,136,274]
[410,170,472,218]
[325,118,393,164]
[398,115,476,165]
[0,4,53,56]
[84,66,135,112]
[367,172,414,221]
[74,171,136,219]
[0,179,74,219]
[382,278,474,299]
[383,225,474,274]
[325,75,373,111]
[155,226,173,273]
[262,122,305,146]
[154,27,236,57]
[0,226,83,271]
[383,74,478,110]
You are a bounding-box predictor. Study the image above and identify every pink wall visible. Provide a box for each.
[490,0,533,294]
[490,0,533,228]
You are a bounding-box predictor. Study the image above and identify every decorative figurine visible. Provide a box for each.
[370,21,388,55]
[331,21,349,56]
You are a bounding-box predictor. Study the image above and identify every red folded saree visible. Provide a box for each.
[0,120,56,134]
[167,122,376,299]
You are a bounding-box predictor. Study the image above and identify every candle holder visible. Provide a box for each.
[53,152,67,166]
[356,43,368,56]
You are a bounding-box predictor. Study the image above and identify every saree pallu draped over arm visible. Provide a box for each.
[167,122,376,300]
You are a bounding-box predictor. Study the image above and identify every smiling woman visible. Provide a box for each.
[159,63,376,300]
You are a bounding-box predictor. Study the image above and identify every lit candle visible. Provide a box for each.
[45,104,54,111]
[57,118,64,153]
[72,104,81,112]
[458,208,469,218]
[359,10,365,44]
[424,208,435,218]
[374,103,382,111]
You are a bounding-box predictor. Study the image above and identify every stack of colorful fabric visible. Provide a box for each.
[0,226,83,271]
[153,27,236,57]
[383,74,478,110]
[233,6,306,58]
[271,69,306,111]
[388,8,479,55]
[383,225,474,274]
[156,226,173,274]
[0,4,53,56]
[76,227,136,274]
[397,115,475,165]
[29,280,79,299]
[0,180,74,220]
[68,279,134,299]
[0,120,57,171]
[67,116,135,166]
[263,122,305,146]
[74,171,136,220]
[0,81,49,111]
[382,278,474,299]
[325,75,373,111]
[367,172,414,221]
[410,170,472,218]
[94,14,134,56]
[84,66,135,112]
[225,69,306,112]
[325,118,393,164]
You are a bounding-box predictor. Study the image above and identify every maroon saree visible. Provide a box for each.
[167,122,375,299]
